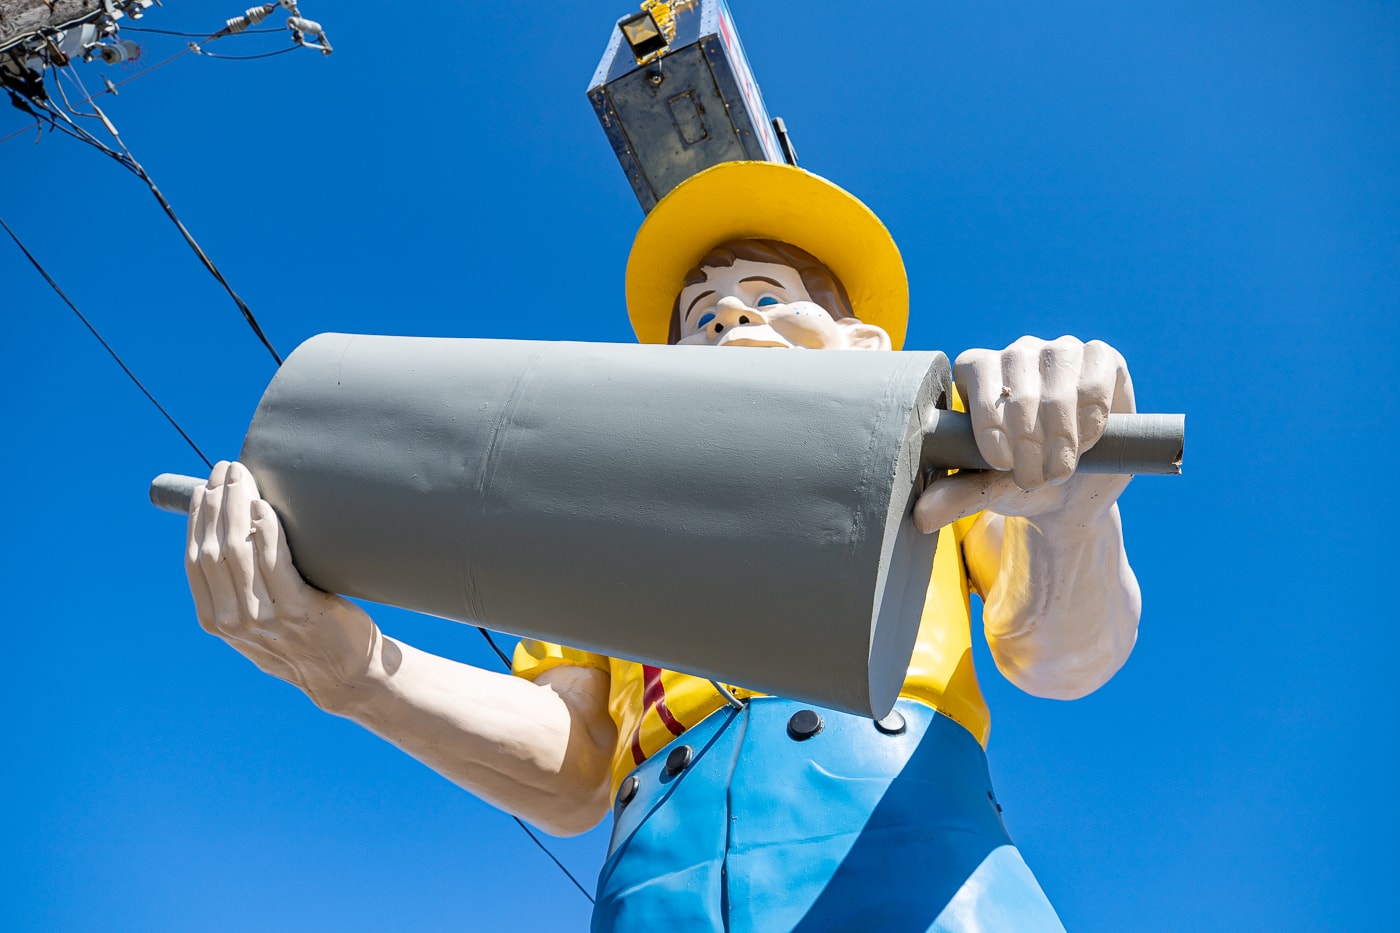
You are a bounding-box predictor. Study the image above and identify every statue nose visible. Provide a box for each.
[710,297,765,335]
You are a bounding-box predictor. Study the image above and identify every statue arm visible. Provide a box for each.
[914,336,1142,699]
[186,461,617,837]
[961,489,1141,700]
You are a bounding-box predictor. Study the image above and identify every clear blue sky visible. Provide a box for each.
[3,1,1395,930]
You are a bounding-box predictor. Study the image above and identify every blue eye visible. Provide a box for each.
[756,296,780,307]
[696,312,716,329]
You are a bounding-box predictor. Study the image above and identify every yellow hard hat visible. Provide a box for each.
[625,161,910,349]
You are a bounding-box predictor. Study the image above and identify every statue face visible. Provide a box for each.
[675,259,891,351]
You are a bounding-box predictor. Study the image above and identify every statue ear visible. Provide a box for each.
[836,317,893,351]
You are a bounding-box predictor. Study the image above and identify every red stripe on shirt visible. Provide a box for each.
[628,665,688,765]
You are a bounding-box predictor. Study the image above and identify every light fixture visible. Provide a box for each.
[618,1,696,66]
[620,10,667,64]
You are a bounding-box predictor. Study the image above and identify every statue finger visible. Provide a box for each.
[992,339,1048,489]
[1037,337,1083,485]
[185,483,218,633]
[1076,340,1118,450]
[954,349,1014,470]
[216,463,260,600]
[250,497,312,614]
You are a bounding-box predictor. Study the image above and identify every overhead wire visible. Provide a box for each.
[0,14,287,146]
[122,25,283,38]
[479,630,513,667]
[25,82,527,678]
[1,214,213,470]
[15,63,527,709]
[512,816,597,904]
[58,58,106,119]
[190,45,299,61]
[29,92,285,365]
[465,595,592,903]
[51,64,103,122]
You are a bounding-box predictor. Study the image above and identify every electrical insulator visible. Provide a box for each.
[226,4,275,34]
[96,40,141,64]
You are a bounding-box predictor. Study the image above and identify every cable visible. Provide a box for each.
[60,59,103,119]
[1,14,280,146]
[19,78,515,762]
[0,46,191,146]
[511,815,596,904]
[123,26,283,38]
[88,100,284,365]
[32,93,284,366]
[1,214,213,470]
[478,628,512,667]
[51,65,103,122]
[471,618,599,904]
[710,679,746,710]
[74,43,197,102]
[191,45,298,61]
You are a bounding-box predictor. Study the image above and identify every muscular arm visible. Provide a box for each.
[187,462,616,836]
[915,336,1142,700]
[962,491,1141,700]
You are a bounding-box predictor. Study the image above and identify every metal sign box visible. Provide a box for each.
[588,0,786,212]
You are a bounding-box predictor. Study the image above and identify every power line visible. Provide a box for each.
[29,92,285,365]
[5,205,525,822]
[192,45,298,61]
[4,210,537,884]
[478,629,512,667]
[512,815,596,904]
[0,14,289,146]
[1,42,197,146]
[20,78,529,679]
[484,626,593,906]
[11,78,526,677]
[123,25,283,38]
[1,214,213,470]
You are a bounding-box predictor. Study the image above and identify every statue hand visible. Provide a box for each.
[185,461,378,709]
[914,336,1136,532]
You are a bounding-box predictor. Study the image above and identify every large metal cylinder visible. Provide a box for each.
[237,334,951,718]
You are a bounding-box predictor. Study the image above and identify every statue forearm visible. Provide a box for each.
[316,635,617,836]
[969,502,1141,700]
[186,461,616,837]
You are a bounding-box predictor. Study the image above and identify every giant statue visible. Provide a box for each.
[183,161,1143,930]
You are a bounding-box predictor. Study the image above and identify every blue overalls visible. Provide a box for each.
[593,697,1065,932]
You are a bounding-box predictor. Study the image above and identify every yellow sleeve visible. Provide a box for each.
[511,638,611,681]
[946,382,988,598]
[952,512,984,597]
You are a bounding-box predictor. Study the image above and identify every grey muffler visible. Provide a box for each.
[153,334,1182,717]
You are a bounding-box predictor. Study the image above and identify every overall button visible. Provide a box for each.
[787,709,824,740]
[617,774,640,808]
[874,710,907,735]
[665,744,693,775]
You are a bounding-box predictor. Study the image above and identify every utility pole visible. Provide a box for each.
[0,1,113,52]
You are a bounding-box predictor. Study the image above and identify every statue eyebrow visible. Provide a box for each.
[685,289,716,318]
[738,275,787,288]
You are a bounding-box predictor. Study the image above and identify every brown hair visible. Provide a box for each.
[667,238,856,344]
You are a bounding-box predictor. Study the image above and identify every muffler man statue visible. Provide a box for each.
[185,161,1140,931]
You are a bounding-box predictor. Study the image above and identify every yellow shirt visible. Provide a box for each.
[513,516,990,794]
